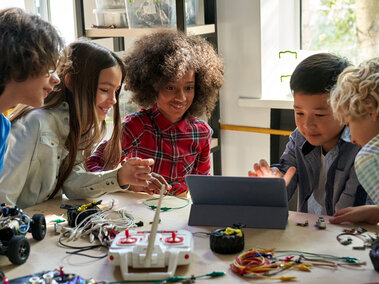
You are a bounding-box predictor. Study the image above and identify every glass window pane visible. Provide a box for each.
[301,0,379,64]
[0,0,25,10]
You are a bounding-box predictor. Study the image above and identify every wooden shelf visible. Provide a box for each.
[85,24,215,38]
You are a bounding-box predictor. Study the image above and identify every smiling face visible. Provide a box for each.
[156,70,195,124]
[5,69,60,108]
[95,65,122,121]
[293,92,344,153]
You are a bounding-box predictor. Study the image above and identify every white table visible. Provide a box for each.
[1,192,379,283]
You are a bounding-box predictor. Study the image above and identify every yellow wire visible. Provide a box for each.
[232,248,313,282]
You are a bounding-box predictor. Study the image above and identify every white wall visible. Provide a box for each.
[217,0,299,176]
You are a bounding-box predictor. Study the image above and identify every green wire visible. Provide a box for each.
[142,183,190,212]
[106,271,225,283]
[275,250,359,263]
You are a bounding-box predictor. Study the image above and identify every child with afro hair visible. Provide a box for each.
[87,29,224,196]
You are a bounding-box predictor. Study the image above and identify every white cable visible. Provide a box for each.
[62,208,136,246]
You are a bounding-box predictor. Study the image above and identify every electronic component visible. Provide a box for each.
[296,220,309,227]
[210,227,244,254]
[0,205,46,265]
[4,267,94,284]
[336,227,378,250]
[340,238,353,246]
[109,229,193,280]
[315,217,326,229]
[60,201,102,227]
[108,185,194,281]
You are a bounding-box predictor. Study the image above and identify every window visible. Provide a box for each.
[301,0,379,65]
[0,0,75,44]
[0,0,25,10]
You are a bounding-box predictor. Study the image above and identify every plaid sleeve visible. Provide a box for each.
[354,135,379,205]
[86,140,107,172]
[121,113,146,156]
[191,122,212,175]
[355,151,379,205]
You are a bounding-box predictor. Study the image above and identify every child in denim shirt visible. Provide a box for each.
[249,54,370,216]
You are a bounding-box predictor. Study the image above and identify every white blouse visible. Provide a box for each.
[0,102,125,208]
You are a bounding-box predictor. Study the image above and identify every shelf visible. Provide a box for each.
[85,24,215,38]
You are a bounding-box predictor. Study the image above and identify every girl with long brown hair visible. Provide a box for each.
[0,41,156,209]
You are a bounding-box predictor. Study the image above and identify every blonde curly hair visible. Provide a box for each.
[330,57,379,124]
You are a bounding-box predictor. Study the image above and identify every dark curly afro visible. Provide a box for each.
[123,29,224,118]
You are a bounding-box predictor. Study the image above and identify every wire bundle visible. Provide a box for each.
[230,248,307,281]
[336,228,378,249]
[61,208,136,246]
[231,248,365,282]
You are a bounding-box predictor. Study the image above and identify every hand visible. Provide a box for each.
[248,159,296,186]
[129,173,172,195]
[329,205,379,225]
[117,157,154,188]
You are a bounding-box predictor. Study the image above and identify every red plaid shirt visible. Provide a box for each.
[86,105,212,195]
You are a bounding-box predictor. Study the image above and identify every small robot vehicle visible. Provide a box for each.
[0,204,46,264]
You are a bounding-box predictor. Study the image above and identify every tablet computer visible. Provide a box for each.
[185,175,288,229]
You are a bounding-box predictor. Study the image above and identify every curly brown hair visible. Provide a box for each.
[0,8,64,95]
[123,29,224,118]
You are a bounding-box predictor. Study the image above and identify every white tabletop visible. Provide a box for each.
[2,191,379,283]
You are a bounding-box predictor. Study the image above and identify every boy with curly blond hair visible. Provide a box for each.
[329,57,379,224]
[87,29,224,196]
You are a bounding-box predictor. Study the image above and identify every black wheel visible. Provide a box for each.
[31,214,46,240]
[7,235,30,265]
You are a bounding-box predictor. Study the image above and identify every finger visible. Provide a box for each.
[133,165,152,175]
[152,173,171,190]
[149,178,163,192]
[135,173,152,182]
[259,159,271,176]
[127,157,154,167]
[332,207,351,217]
[271,167,280,176]
[144,183,158,195]
[248,170,258,177]
[329,214,347,224]
[253,163,264,176]
[138,158,155,166]
[129,185,146,192]
[283,167,296,186]
[259,159,270,168]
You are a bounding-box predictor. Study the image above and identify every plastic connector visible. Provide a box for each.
[207,271,225,278]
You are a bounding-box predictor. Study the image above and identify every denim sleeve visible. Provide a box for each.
[271,131,299,200]
[334,162,369,211]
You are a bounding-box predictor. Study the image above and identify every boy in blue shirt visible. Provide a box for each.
[249,53,369,216]
[329,57,379,224]
[0,8,64,173]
